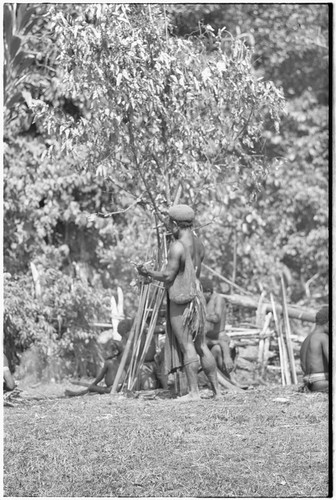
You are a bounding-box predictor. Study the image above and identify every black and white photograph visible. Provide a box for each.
[3,2,330,497]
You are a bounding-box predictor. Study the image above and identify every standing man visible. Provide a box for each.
[201,277,234,378]
[137,204,219,401]
[300,306,329,392]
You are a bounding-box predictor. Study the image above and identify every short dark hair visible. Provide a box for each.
[315,306,329,325]
[175,219,193,229]
[117,318,133,336]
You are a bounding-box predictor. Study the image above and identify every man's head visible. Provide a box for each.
[117,318,133,338]
[167,204,195,237]
[315,306,329,333]
[201,277,214,303]
[105,340,122,360]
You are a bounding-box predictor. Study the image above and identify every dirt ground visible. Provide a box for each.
[3,380,330,498]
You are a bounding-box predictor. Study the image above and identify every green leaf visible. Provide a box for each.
[3,5,13,46]
[10,35,21,59]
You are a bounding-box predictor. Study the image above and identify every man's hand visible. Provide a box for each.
[136,264,150,277]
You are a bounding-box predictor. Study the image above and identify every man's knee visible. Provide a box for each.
[210,345,221,357]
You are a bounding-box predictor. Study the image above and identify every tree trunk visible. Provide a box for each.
[220,294,316,323]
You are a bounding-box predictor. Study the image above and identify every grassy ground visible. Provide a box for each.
[4,383,329,498]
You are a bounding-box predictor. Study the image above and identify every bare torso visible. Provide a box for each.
[300,331,328,375]
[104,358,123,387]
[172,232,204,280]
[205,293,226,339]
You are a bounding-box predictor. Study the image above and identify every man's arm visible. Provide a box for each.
[89,363,108,387]
[137,242,182,285]
[321,336,329,365]
[206,294,223,324]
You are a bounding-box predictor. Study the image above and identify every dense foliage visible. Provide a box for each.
[4,3,329,376]
[168,4,329,301]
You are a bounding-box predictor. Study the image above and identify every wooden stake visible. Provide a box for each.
[111,280,148,393]
[271,293,291,385]
[280,275,298,384]
[129,285,165,390]
[203,263,252,295]
[262,337,270,379]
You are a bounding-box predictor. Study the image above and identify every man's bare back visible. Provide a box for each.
[299,306,329,393]
[300,332,328,375]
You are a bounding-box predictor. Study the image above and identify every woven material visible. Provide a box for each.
[168,204,194,222]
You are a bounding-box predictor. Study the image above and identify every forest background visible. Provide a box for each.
[3,3,329,379]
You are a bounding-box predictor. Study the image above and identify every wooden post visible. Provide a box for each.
[271,294,291,385]
[262,337,270,378]
[257,310,272,380]
[280,275,298,384]
[256,296,266,379]
[231,229,237,295]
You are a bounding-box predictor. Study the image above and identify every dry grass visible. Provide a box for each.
[4,384,329,497]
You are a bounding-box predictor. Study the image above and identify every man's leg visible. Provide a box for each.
[170,303,200,400]
[310,380,329,393]
[210,344,222,370]
[88,385,112,394]
[195,337,220,398]
[65,388,89,397]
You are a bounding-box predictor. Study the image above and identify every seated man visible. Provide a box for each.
[3,353,16,392]
[201,277,234,378]
[300,306,329,393]
[65,340,125,397]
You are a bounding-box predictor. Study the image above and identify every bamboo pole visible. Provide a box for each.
[271,294,291,385]
[111,281,149,393]
[231,229,237,295]
[202,264,252,295]
[280,275,298,384]
[257,312,272,377]
[127,284,157,386]
[256,298,266,378]
[129,286,165,390]
[262,337,270,378]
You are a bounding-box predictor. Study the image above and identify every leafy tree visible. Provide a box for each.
[168,4,329,305]
[33,3,284,218]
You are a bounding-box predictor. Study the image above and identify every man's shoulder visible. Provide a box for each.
[170,240,184,255]
[310,331,328,344]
